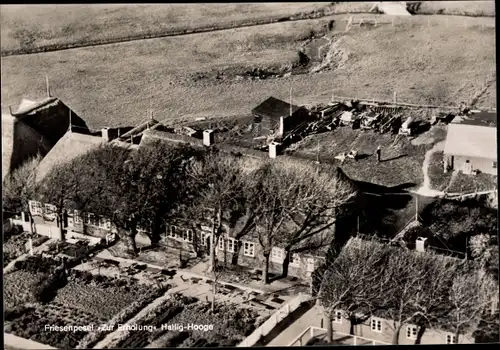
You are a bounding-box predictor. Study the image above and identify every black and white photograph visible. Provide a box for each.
[1,2,498,349]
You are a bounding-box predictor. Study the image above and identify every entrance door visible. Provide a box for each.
[464,160,472,174]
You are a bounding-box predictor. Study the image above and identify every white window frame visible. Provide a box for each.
[98,217,111,230]
[74,210,82,224]
[84,213,99,227]
[406,325,418,340]
[290,253,301,267]
[218,236,225,251]
[200,232,208,246]
[333,310,342,324]
[370,318,382,333]
[227,238,236,253]
[271,247,284,263]
[445,334,457,344]
[306,257,315,272]
[44,204,57,219]
[243,241,255,257]
[29,201,43,215]
[186,229,194,243]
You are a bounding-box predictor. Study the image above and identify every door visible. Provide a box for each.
[464,160,472,174]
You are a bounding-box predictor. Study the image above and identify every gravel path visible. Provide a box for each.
[415,141,445,197]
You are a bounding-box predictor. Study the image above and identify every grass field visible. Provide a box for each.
[1,2,494,56]
[1,14,495,130]
[0,3,334,55]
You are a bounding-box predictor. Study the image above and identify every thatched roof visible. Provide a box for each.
[35,131,105,182]
[2,112,51,181]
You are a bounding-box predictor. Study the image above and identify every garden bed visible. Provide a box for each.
[147,301,264,348]
[4,270,48,308]
[3,231,49,267]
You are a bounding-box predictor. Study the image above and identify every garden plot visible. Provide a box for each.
[4,270,47,308]
[3,231,49,267]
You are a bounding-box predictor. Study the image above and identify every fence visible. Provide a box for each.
[237,293,312,347]
[342,14,495,32]
[288,326,389,346]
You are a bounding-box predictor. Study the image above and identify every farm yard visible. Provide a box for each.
[1,12,495,130]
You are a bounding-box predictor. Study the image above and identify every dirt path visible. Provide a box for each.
[415,141,445,197]
[4,333,56,349]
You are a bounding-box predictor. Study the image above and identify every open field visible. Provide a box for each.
[1,2,494,56]
[0,3,334,55]
[1,14,495,130]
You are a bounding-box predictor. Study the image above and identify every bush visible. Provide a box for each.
[31,268,67,303]
[4,305,34,321]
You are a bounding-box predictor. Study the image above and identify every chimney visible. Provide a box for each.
[102,127,110,142]
[278,116,285,138]
[269,142,281,159]
[203,129,215,146]
[416,237,428,252]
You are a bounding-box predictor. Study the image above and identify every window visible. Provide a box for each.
[227,238,236,253]
[243,241,255,257]
[493,161,497,169]
[185,229,194,243]
[218,237,225,251]
[44,204,57,218]
[306,257,315,272]
[370,318,382,333]
[406,326,418,340]
[200,232,208,246]
[271,247,284,263]
[74,210,82,224]
[84,213,99,226]
[29,201,43,215]
[168,226,176,237]
[333,310,342,324]
[446,334,457,344]
[99,217,111,230]
[290,253,301,267]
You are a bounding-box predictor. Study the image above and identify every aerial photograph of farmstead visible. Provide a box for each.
[1,2,498,348]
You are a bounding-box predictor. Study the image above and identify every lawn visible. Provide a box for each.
[0,3,334,55]
[1,15,495,130]
[447,172,497,194]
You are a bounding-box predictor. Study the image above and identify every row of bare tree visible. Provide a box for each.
[3,141,359,284]
[319,237,499,344]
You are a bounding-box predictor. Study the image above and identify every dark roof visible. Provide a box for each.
[252,97,302,120]
[452,111,497,127]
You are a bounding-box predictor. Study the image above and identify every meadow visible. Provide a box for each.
[1,13,495,130]
[0,3,334,55]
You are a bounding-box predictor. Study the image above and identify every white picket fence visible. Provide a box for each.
[237,293,312,347]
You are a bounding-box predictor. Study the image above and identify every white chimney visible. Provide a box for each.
[203,129,215,146]
[102,127,110,142]
[278,116,285,137]
[269,142,281,159]
[416,237,428,252]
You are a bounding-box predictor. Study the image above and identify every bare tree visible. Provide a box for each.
[251,162,298,284]
[319,238,392,342]
[3,154,43,232]
[278,166,358,277]
[184,150,249,272]
[447,268,499,343]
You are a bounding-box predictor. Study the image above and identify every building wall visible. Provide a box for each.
[447,155,497,175]
[326,312,475,344]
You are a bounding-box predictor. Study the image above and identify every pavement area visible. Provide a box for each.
[4,332,57,349]
[86,249,297,314]
[266,303,325,347]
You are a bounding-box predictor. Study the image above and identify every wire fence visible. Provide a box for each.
[342,14,495,32]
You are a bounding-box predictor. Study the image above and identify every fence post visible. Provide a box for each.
[286,303,290,315]
[353,336,357,345]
